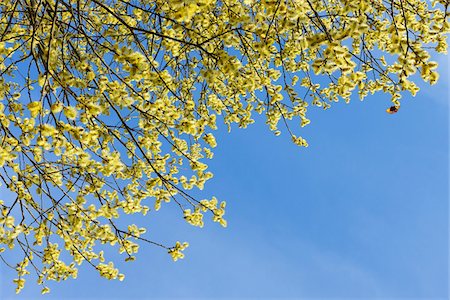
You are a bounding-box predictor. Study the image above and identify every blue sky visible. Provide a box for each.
[0,54,448,299]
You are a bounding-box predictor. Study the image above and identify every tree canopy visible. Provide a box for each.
[0,0,448,294]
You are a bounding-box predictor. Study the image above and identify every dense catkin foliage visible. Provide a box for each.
[0,0,448,293]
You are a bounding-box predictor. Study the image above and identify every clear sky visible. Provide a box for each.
[0,54,448,299]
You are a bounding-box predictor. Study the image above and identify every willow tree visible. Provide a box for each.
[0,0,448,294]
